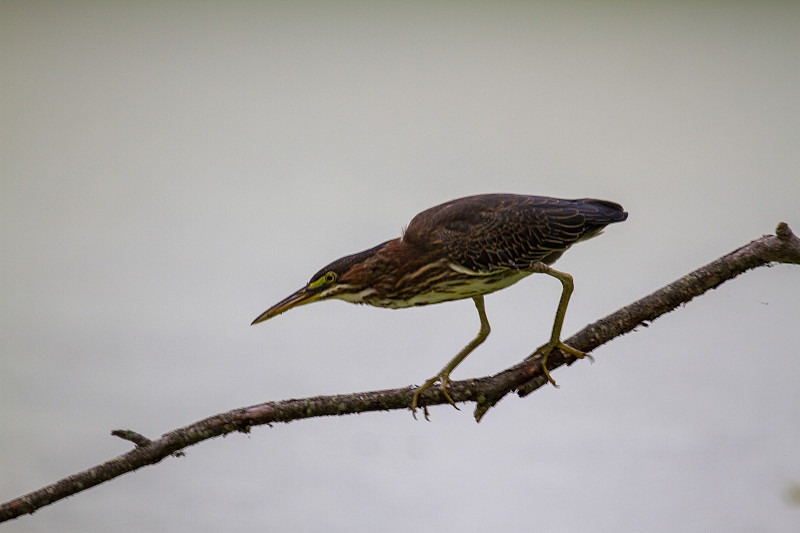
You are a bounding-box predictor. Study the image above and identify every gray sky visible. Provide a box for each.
[2,2,799,532]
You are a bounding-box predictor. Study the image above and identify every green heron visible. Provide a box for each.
[252,194,627,417]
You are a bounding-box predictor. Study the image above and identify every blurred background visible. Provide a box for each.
[2,2,799,531]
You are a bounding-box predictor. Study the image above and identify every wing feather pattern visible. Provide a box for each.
[403,194,627,273]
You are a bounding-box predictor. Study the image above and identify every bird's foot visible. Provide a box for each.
[411,372,459,420]
[533,339,585,388]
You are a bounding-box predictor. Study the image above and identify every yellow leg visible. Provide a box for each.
[534,267,585,387]
[411,295,490,419]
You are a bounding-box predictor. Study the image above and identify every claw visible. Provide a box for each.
[411,372,460,420]
[535,340,585,387]
[410,378,434,420]
[438,375,459,410]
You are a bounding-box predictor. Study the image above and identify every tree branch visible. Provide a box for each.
[2,223,798,524]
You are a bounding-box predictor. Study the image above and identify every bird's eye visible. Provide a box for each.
[324,272,337,284]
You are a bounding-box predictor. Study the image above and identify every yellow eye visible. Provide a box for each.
[309,270,338,289]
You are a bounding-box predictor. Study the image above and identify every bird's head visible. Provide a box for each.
[250,241,391,325]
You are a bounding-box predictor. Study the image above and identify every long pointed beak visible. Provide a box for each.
[251,285,322,325]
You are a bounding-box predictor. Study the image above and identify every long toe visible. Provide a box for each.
[556,341,585,359]
[439,375,459,410]
[535,339,587,387]
[411,376,440,419]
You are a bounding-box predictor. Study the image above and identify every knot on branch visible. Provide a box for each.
[776,222,792,240]
[111,430,152,447]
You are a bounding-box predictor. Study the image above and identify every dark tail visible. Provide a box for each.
[576,198,628,224]
[568,198,628,243]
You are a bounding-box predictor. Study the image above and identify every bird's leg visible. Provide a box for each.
[533,266,585,387]
[411,295,491,419]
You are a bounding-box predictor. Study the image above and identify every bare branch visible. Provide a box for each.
[2,223,798,524]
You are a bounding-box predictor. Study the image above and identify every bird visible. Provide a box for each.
[252,194,628,418]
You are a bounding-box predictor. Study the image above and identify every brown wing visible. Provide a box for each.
[403,194,627,272]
